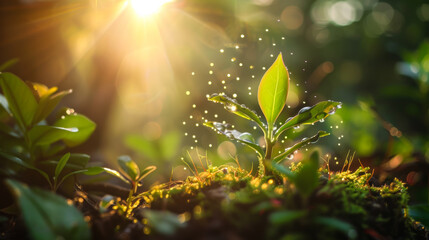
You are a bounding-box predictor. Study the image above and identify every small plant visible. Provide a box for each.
[0,72,96,191]
[204,53,341,176]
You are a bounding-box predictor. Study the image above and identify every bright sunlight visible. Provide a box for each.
[130,0,172,17]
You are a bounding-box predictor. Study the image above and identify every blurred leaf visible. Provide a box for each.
[125,135,159,159]
[160,131,181,159]
[294,151,320,198]
[40,153,90,171]
[84,166,130,184]
[258,53,289,128]
[143,209,186,236]
[54,152,70,180]
[272,163,295,180]
[204,121,264,158]
[0,94,11,116]
[33,89,72,125]
[0,73,38,129]
[269,210,306,225]
[54,114,96,147]
[409,204,429,227]
[273,131,329,163]
[275,101,341,139]
[0,58,19,72]
[118,155,139,181]
[137,165,156,182]
[6,179,90,240]
[208,93,264,130]
[315,217,357,239]
[28,125,78,146]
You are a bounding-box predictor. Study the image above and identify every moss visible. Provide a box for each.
[134,166,427,240]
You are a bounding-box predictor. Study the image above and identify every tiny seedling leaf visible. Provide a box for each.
[6,180,91,240]
[275,101,341,139]
[117,155,140,181]
[258,53,289,128]
[208,94,265,130]
[204,121,264,158]
[0,73,38,129]
[273,131,329,163]
[54,152,70,180]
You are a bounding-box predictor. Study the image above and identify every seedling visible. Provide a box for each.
[204,53,341,176]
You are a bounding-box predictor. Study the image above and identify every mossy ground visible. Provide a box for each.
[86,165,427,240]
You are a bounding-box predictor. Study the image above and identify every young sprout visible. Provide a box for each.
[204,53,341,176]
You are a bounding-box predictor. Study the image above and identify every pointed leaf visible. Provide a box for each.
[54,152,71,180]
[204,121,264,158]
[54,114,96,147]
[137,165,156,182]
[270,210,307,225]
[83,166,130,184]
[0,58,19,72]
[208,94,265,130]
[274,101,341,139]
[118,155,140,181]
[273,131,329,163]
[28,125,78,146]
[6,180,91,240]
[0,73,38,129]
[258,53,289,128]
[272,163,295,180]
[33,89,72,125]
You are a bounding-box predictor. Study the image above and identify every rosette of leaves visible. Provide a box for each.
[0,72,96,191]
[204,53,341,176]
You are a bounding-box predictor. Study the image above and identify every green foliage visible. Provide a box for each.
[408,204,429,228]
[0,72,96,191]
[6,179,90,240]
[204,53,341,176]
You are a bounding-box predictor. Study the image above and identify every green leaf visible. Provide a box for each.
[54,152,70,180]
[269,210,307,225]
[274,101,342,139]
[160,131,181,159]
[28,125,78,146]
[54,114,96,147]
[409,204,429,227]
[125,135,159,159]
[294,151,320,197]
[208,94,265,130]
[257,53,289,128]
[272,163,295,180]
[0,58,19,72]
[315,217,357,239]
[6,180,91,240]
[273,131,329,163]
[55,169,88,191]
[83,166,130,184]
[33,89,72,125]
[137,165,156,182]
[0,73,38,129]
[118,155,140,181]
[0,151,52,188]
[204,121,264,158]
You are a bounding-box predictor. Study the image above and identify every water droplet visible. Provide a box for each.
[204,110,208,114]
[248,92,252,95]
[189,115,193,119]
[227,73,231,77]
[221,80,226,84]
[248,87,251,90]
[192,135,196,139]
[338,143,341,146]
[290,52,294,55]
[272,43,276,46]
[319,119,325,123]
[184,132,188,136]
[223,86,227,89]
[210,63,214,67]
[239,63,243,67]
[281,37,285,40]
[258,37,262,41]
[191,72,195,75]
[293,126,300,129]
[262,67,266,70]
[335,125,339,129]
[214,114,218,118]
[209,144,213,148]
[265,28,269,32]
[185,91,190,95]
[249,65,254,69]
[195,123,199,127]
[270,54,274,57]
[236,77,240,81]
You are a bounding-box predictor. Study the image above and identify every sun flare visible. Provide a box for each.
[130,0,172,17]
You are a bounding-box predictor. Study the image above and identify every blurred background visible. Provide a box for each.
[0,0,428,203]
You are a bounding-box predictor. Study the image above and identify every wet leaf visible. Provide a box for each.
[275,101,341,139]
[204,121,264,158]
[6,180,91,240]
[54,114,96,147]
[0,73,38,129]
[28,125,78,146]
[258,53,289,128]
[208,94,264,130]
[273,131,329,163]
[118,155,140,181]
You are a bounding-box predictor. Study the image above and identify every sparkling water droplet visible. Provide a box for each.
[209,70,213,74]
[236,77,240,81]
[290,52,294,55]
[265,28,269,32]
[235,45,239,49]
[258,37,262,41]
[239,63,243,67]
